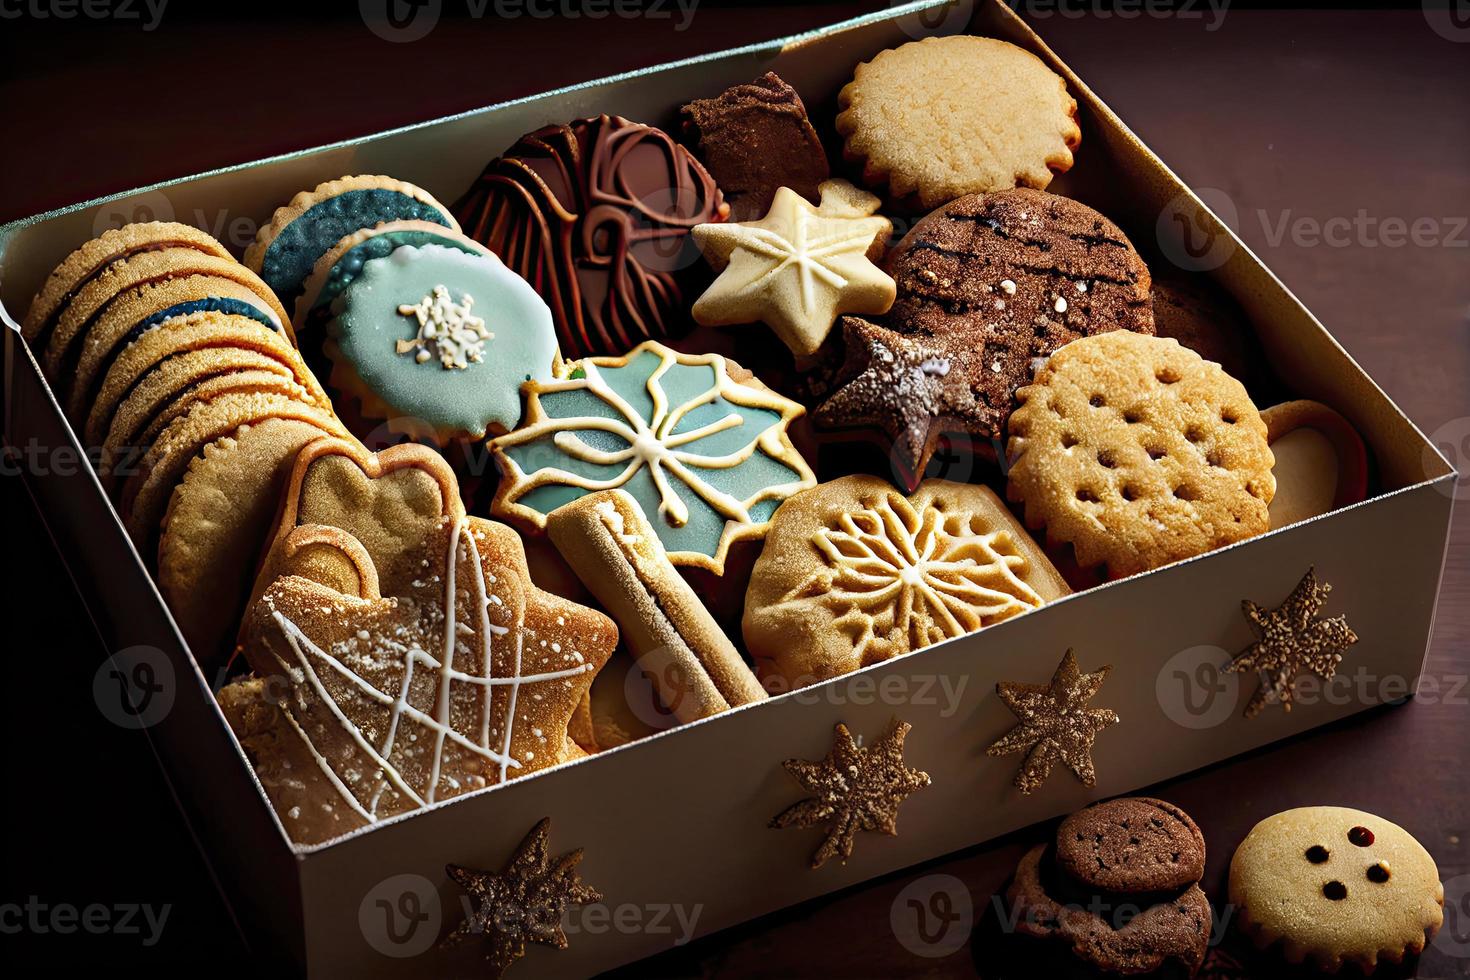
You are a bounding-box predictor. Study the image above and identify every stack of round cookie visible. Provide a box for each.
[23,221,350,666]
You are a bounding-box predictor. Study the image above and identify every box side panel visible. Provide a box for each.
[298,479,1451,979]
[3,329,307,971]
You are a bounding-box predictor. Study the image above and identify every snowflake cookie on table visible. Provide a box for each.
[743,474,1070,688]
[489,340,816,575]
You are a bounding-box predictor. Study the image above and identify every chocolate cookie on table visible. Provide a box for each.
[680,71,830,221]
[815,188,1153,488]
[1006,797,1213,978]
[453,114,729,359]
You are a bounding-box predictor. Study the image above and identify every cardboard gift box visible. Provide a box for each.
[0,1,1456,976]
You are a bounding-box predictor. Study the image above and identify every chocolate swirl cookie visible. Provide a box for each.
[454,115,729,359]
[817,188,1153,483]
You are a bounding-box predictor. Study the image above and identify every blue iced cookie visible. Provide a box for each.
[246,175,458,305]
[293,220,488,333]
[490,341,817,574]
[327,244,558,442]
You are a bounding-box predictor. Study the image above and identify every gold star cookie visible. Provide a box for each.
[987,649,1119,795]
[770,718,930,869]
[1227,567,1358,718]
[691,179,895,356]
[443,818,601,978]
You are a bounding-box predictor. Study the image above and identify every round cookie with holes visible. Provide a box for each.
[1230,806,1444,973]
[1055,796,1206,895]
[1006,331,1274,579]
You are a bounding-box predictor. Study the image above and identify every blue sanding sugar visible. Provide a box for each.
[261,189,451,301]
[125,297,279,347]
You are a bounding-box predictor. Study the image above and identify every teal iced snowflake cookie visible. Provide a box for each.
[490,341,816,573]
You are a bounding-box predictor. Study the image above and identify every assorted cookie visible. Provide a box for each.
[1006,797,1212,977]
[691,179,894,357]
[489,340,816,574]
[744,474,1067,688]
[1007,331,1275,578]
[1229,806,1444,972]
[837,35,1080,209]
[453,114,729,359]
[816,188,1155,487]
[17,30,1392,889]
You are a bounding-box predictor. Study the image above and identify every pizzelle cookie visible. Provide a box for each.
[490,340,816,574]
[21,221,233,348]
[1230,806,1444,972]
[157,417,344,667]
[743,475,1067,688]
[547,490,767,722]
[815,189,1154,488]
[836,35,1080,209]
[325,243,558,442]
[691,179,895,357]
[1007,332,1274,578]
[245,174,458,305]
[228,515,616,846]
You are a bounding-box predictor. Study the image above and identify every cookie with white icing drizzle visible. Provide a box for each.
[490,340,816,575]
[227,513,616,846]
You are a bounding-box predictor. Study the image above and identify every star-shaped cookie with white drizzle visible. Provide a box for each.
[443,818,601,978]
[691,179,895,356]
[987,649,1120,795]
[770,719,931,869]
[1226,566,1358,718]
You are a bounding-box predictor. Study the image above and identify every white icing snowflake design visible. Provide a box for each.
[396,284,492,370]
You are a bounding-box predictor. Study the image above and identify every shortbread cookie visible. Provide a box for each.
[1230,806,1444,973]
[490,340,816,574]
[87,311,326,457]
[21,221,232,348]
[1261,400,1369,528]
[67,272,286,421]
[97,347,297,464]
[158,417,342,667]
[815,190,1153,486]
[325,243,557,442]
[1055,797,1206,895]
[1007,332,1274,578]
[119,390,344,547]
[232,517,616,845]
[453,115,728,359]
[836,35,1080,210]
[744,475,1067,687]
[681,71,830,221]
[547,490,766,722]
[43,247,290,398]
[691,180,895,357]
[245,174,458,304]
[294,219,488,333]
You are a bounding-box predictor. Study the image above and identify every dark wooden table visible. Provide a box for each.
[2,3,1466,977]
